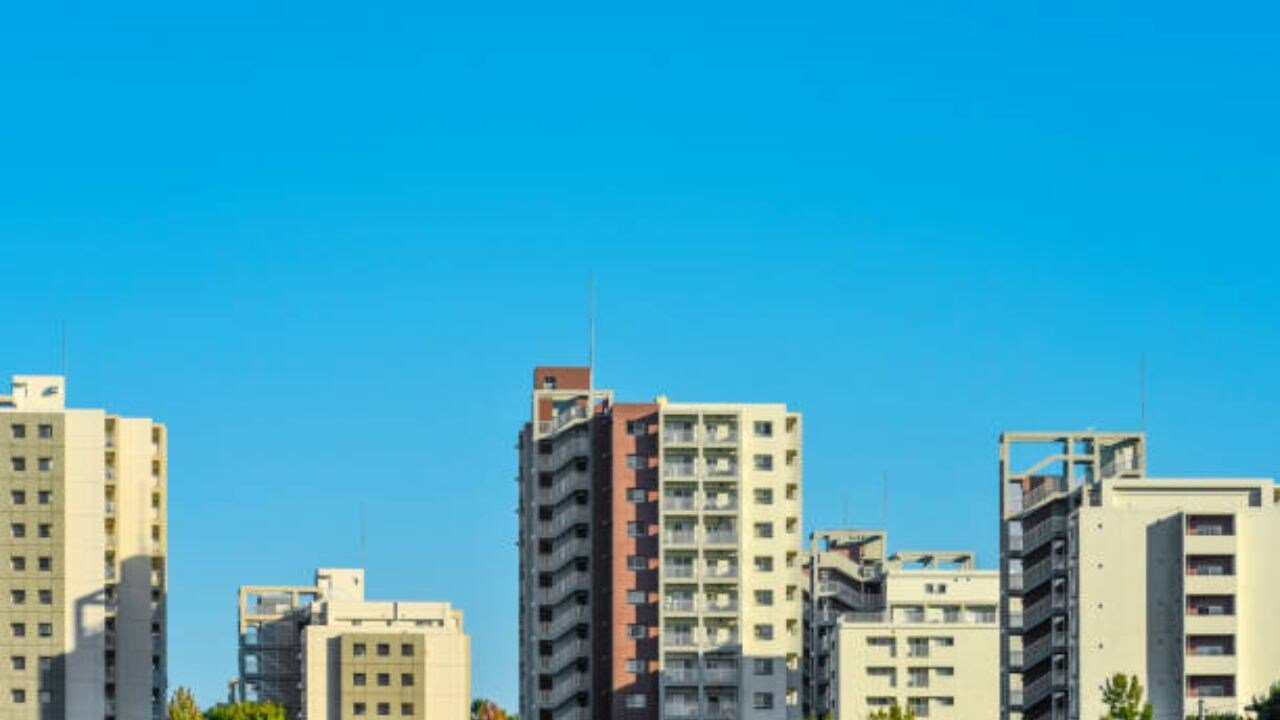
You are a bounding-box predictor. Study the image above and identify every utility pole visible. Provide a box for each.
[1198,697,1205,720]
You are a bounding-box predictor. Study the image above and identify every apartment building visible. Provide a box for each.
[237,568,470,720]
[999,431,1280,720]
[517,367,804,720]
[0,374,168,720]
[804,530,998,720]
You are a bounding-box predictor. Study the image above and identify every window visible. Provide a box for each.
[37,624,51,638]
[11,557,25,571]
[10,425,25,439]
[37,458,51,472]
[353,703,366,716]
[625,659,643,674]
[753,692,774,709]
[37,492,50,505]
[753,421,773,437]
[37,425,52,439]
[755,590,774,606]
[753,454,774,471]
[626,489,646,503]
[626,454,646,470]
[37,658,50,672]
[353,673,366,686]
[627,556,647,571]
[908,668,929,688]
[908,698,929,717]
[352,643,366,656]
[626,590,646,605]
[754,624,774,641]
[38,590,51,605]
[376,643,390,656]
[400,704,414,716]
[12,689,26,704]
[754,658,774,675]
[625,694,647,709]
[11,457,25,472]
[10,656,24,671]
[754,522,774,539]
[10,524,24,539]
[542,376,557,389]
[37,525,50,539]
[11,491,25,506]
[37,558,50,572]
[377,702,391,716]
[626,624,646,639]
[626,522,646,538]
[10,590,25,605]
[11,623,25,638]
[754,556,774,572]
[376,673,390,687]
[626,420,647,436]
[754,488,773,505]
[401,643,413,656]
[936,667,955,676]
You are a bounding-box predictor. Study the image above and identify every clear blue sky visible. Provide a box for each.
[2,0,1278,710]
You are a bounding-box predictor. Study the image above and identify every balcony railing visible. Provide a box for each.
[704,531,738,545]
[703,564,739,579]
[664,564,696,579]
[1023,476,1069,511]
[663,496,696,511]
[663,429,697,444]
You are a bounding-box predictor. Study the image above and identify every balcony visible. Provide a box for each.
[539,605,589,638]
[1014,517,1067,557]
[704,630,739,648]
[664,564,697,580]
[704,531,738,546]
[663,464,697,480]
[663,428,697,445]
[663,496,697,512]
[1023,555,1067,590]
[1022,627,1068,668]
[1022,593,1067,631]
[539,638,589,672]
[663,667,699,684]
[1022,476,1069,512]
[663,597,697,613]
[702,495,739,512]
[664,702,700,719]
[703,667,738,683]
[704,598,738,614]
[663,530,697,546]
[704,463,739,479]
[664,633,698,648]
[705,703,739,719]
[702,564,739,580]
[1021,668,1068,708]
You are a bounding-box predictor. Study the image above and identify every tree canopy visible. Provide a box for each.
[1100,673,1154,720]
[204,701,287,720]
[166,687,202,720]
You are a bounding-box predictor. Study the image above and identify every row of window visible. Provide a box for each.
[9,589,54,605]
[9,623,54,638]
[352,642,415,657]
[7,557,54,572]
[9,655,54,671]
[352,672,415,687]
[9,523,53,539]
[7,490,54,505]
[3,458,54,473]
[636,420,779,437]
[8,425,54,440]
[351,702,415,716]
[9,688,53,705]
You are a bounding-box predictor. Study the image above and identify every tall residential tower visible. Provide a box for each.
[517,367,804,720]
[0,375,168,720]
[1000,431,1280,720]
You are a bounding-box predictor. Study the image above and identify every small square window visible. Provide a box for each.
[377,702,391,716]
[401,703,414,716]
[37,657,50,672]
[626,420,647,436]
[754,624,774,641]
[626,590,646,605]
[626,624,646,639]
[11,623,25,637]
[353,673,366,686]
[626,522,646,538]
[37,558,51,572]
[10,491,24,506]
[754,658,774,675]
[10,425,25,439]
[37,492,50,505]
[625,694,647,709]
[753,421,773,437]
[36,458,51,472]
[353,703,366,716]
[37,590,51,605]
[377,673,390,687]
[626,454,646,470]
[754,489,774,505]
[626,556,647,571]
[10,457,26,472]
[11,524,25,539]
[755,590,774,606]
[12,689,26,704]
[400,673,414,686]
[754,522,774,539]
[37,425,52,439]
[10,656,24,671]
[753,454,773,471]
[37,624,51,638]
[376,643,390,656]
[37,691,50,705]
[401,643,414,656]
[754,556,773,572]
[352,643,366,656]
[753,692,774,709]
[625,658,643,674]
[37,525,50,539]
[10,590,25,605]
[11,557,25,572]
[626,488,646,503]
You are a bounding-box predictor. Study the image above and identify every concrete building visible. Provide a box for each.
[517,367,804,720]
[999,431,1280,720]
[237,568,470,720]
[0,374,168,720]
[804,530,999,720]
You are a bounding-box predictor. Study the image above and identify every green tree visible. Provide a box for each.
[1250,682,1280,720]
[868,701,916,720]
[166,687,202,720]
[1100,673,1154,720]
[204,701,286,720]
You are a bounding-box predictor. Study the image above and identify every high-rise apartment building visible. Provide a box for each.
[999,431,1280,720]
[0,374,168,720]
[237,568,470,720]
[804,530,998,720]
[517,367,804,720]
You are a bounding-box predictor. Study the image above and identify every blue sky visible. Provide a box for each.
[2,0,1278,709]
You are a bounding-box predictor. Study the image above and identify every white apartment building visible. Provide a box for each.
[0,374,168,720]
[1000,431,1280,720]
[809,532,999,720]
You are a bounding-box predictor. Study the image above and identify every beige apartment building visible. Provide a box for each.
[0,374,168,720]
[237,569,469,720]
[517,367,804,720]
[1000,431,1280,720]
[804,530,998,720]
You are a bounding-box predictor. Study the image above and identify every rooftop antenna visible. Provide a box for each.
[1139,353,1147,433]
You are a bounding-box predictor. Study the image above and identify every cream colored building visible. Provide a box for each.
[0,374,168,720]
[821,538,998,720]
[238,569,469,720]
[1000,431,1280,720]
[658,401,804,719]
